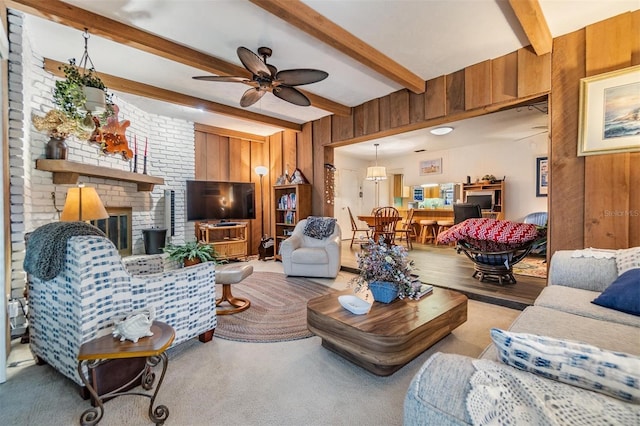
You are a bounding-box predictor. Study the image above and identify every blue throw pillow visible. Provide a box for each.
[592,268,640,316]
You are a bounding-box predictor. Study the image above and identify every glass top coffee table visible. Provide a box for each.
[307,287,467,376]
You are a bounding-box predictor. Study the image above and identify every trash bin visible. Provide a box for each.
[143,228,167,255]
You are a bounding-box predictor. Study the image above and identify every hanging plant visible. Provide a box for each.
[53,59,115,127]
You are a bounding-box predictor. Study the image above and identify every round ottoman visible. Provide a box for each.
[216,264,253,315]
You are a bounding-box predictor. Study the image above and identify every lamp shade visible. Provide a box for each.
[366,166,387,181]
[254,165,268,176]
[60,185,109,221]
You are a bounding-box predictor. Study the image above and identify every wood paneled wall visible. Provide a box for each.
[194,125,318,253]
[549,11,640,254]
[194,124,273,255]
[328,46,549,150]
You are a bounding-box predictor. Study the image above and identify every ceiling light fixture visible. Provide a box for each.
[430,126,453,136]
[366,143,387,181]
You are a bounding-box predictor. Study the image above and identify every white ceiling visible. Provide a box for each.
[20,0,638,158]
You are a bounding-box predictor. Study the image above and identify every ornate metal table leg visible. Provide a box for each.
[77,360,104,426]
[145,353,170,425]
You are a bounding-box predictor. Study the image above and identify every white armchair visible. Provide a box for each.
[280,218,342,278]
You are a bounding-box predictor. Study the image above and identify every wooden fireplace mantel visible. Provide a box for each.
[35,159,164,191]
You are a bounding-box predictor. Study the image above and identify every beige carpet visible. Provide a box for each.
[1,261,521,426]
[215,272,336,342]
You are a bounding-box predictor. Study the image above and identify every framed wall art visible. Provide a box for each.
[536,156,548,197]
[578,65,640,156]
[419,158,442,175]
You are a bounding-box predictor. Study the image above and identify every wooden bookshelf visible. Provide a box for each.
[273,184,312,260]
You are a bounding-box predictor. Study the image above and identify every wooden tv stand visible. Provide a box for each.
[197,222,248,261]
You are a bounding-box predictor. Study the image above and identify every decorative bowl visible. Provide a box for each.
[338,295,372,315]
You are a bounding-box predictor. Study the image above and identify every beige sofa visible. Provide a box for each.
[404,249,640,425]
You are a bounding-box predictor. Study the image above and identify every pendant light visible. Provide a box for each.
[366,143,387,181]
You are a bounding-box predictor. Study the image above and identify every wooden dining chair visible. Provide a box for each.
[396,208,416,249]
[347,206,371,248]
[373,206,400,245]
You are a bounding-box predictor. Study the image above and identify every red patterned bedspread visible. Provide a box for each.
[437,218,539,245]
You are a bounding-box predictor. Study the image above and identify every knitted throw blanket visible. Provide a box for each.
[24,222,106,280]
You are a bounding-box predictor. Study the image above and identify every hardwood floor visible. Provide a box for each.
[340,240,547,311]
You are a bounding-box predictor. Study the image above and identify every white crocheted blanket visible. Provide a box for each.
[466,359,640,425]
[570,247,617,259]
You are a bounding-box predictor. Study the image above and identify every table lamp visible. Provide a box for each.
[60,183,109,222]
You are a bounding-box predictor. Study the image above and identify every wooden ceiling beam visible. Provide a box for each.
[250,0,426,94]
[44,58,302,132]
[8,0,350,116]
[508,0,553,55]
[194,123,266,143]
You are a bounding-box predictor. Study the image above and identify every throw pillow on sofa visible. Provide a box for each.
[592,268,640,316]
[615,247,640,275]
[490,328,640,403]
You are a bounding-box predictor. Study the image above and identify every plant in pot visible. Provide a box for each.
[53,59,115,130]
[349,237,419,303]
[163,241,218,267]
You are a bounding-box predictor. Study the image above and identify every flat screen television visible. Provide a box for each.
[465,191,494,211]
[186,180,256,222]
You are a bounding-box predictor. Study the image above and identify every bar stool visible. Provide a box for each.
[435,220,454,245]
[419,219,437,244]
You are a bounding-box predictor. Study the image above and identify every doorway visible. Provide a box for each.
[334,168,363,238]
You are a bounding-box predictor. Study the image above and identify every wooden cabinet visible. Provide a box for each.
[393,174,403,198]
[462,181,505,220]
[197,222,248,261]
[273,184,312,260]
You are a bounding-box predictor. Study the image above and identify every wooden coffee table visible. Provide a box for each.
[307,287,467,376]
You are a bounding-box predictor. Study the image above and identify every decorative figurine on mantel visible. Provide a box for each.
[90,104,133,160]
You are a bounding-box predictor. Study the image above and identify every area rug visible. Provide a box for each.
[215,271,336,343]
[513,256,547,279]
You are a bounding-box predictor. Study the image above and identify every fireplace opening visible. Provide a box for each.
[91,207,133,256]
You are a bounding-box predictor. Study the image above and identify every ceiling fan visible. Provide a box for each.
[193,46,328,107]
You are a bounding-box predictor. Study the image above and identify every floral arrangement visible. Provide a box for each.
[350,237,421,299]
[32,109,92,140]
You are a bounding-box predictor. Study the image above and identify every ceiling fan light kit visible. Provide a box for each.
[193,46,328,108]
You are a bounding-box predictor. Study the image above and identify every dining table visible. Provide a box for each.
[357,214,402,244]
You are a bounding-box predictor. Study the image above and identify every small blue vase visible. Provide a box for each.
[369,281,399,303]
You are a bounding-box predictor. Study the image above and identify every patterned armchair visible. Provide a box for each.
[28,235,216,387]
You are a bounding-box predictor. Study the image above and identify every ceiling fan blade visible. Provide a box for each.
[273,86,311,106]
[237,47,271,78]
[276,69,328,86]
[240,88,267,107]
[193,75,251,83]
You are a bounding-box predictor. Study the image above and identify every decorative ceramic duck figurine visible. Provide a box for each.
[112,306,155,343]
